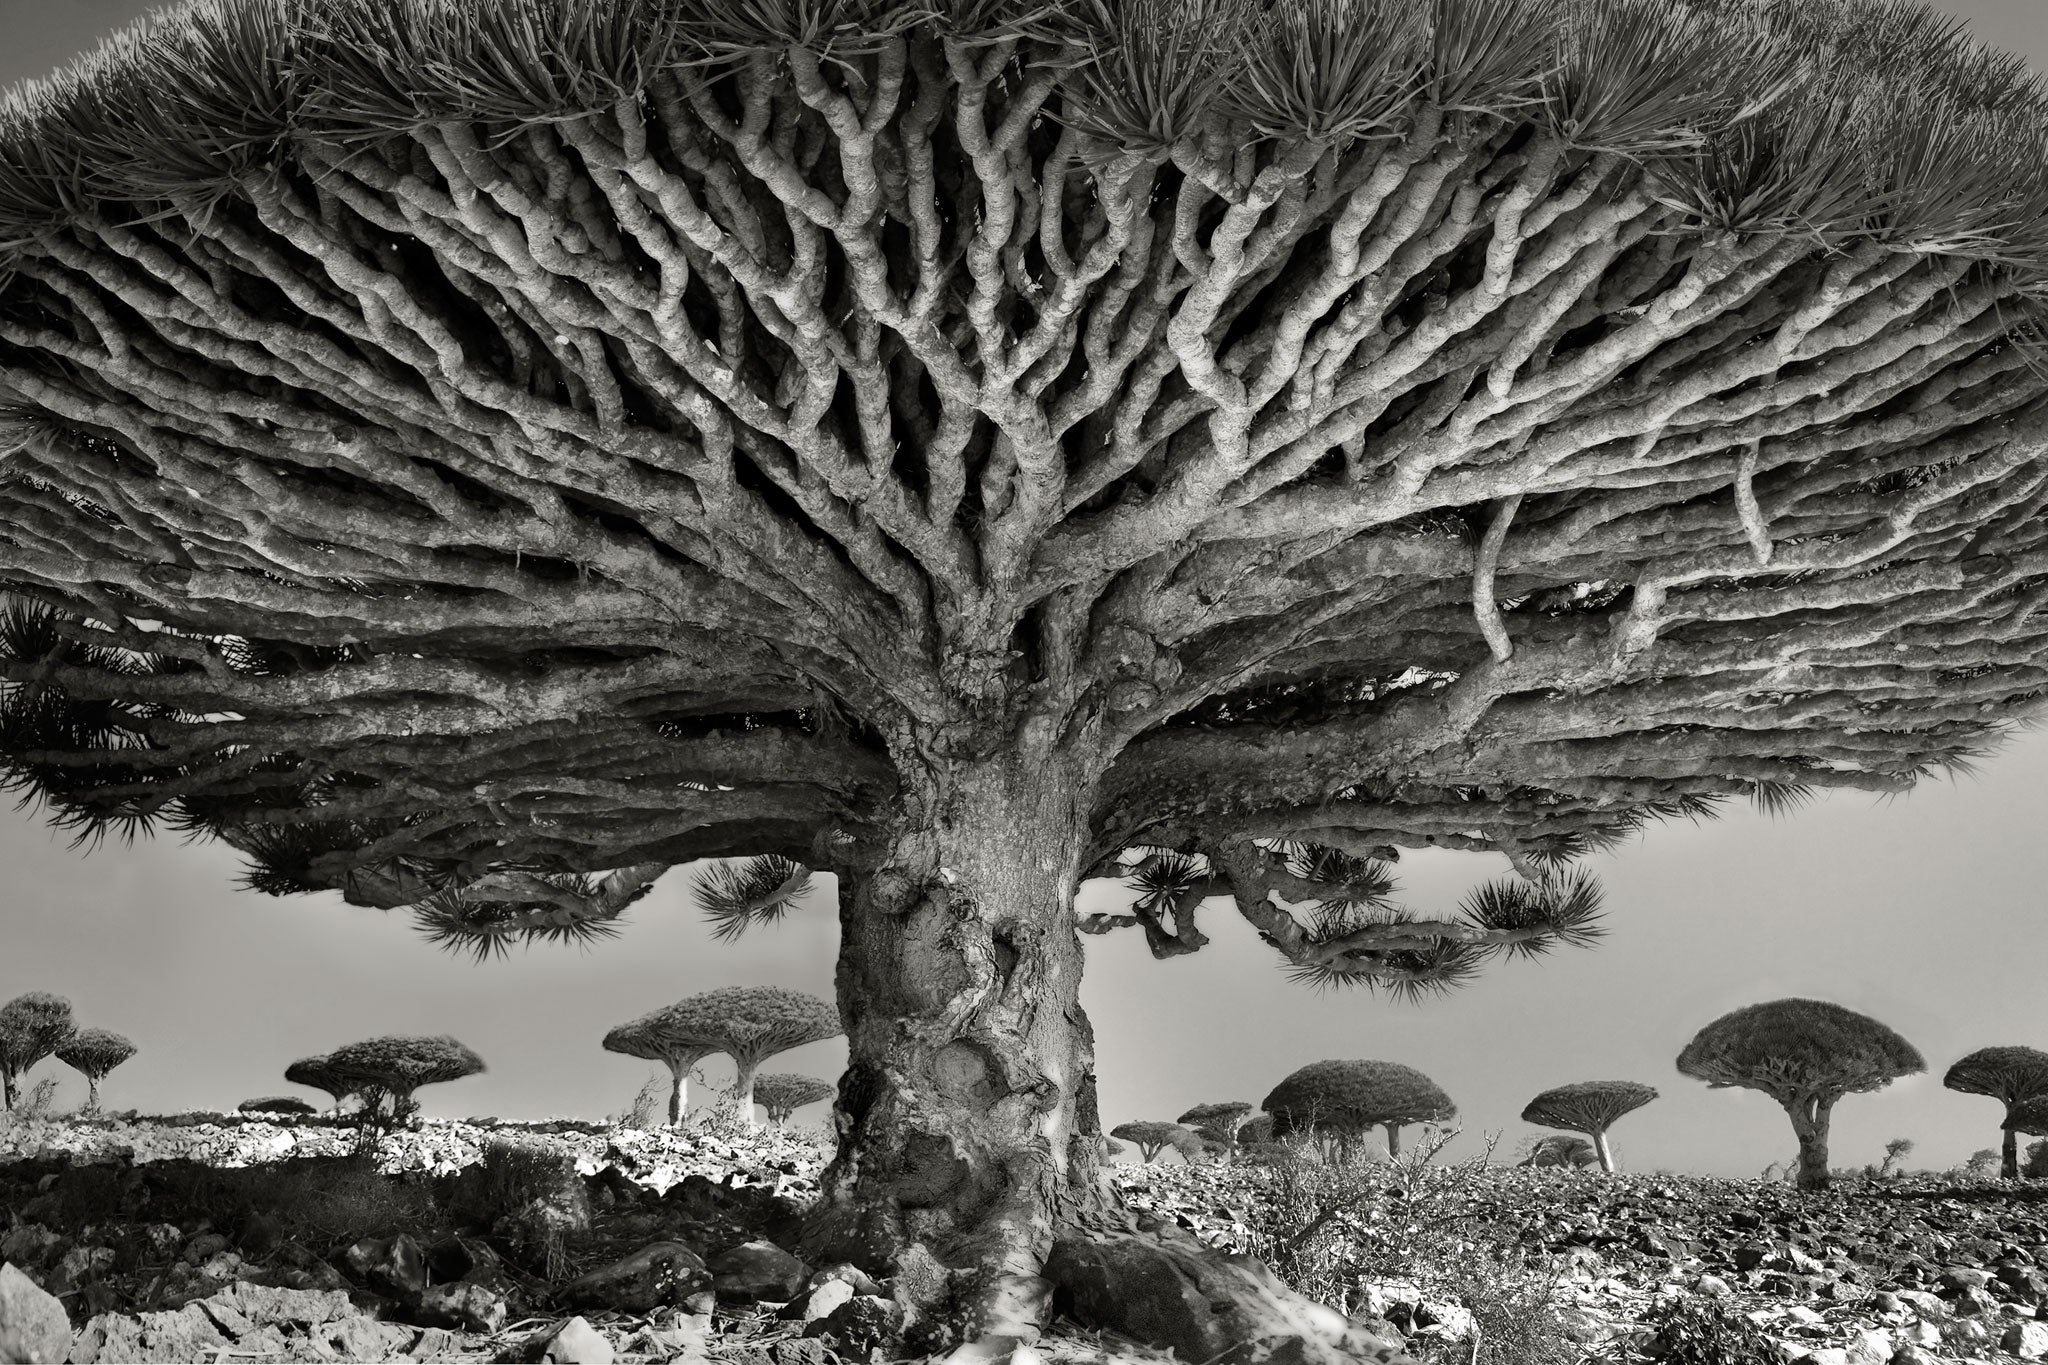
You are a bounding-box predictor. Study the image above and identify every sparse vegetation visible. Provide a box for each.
[1677,999,1925,1191]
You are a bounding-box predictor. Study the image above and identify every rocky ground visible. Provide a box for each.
[0,1114,2042,1363]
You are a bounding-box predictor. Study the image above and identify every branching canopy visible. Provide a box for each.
[1942,1045,2048,1119]
[53,1026,136,1081]
[2008,1095,2048,1138]
[1519,1079,1656,1134]
[0,0,2045,991]
[238,1095,317,1114]
[284,1054,376,1103]
[654,986,842,1066]
[1675,997,1924,1107]
[1108,1119,1203,1160]
[601,1007,725,1071]
[1518,1133,1599,1168]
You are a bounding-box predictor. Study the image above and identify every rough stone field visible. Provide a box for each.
[0,1114,2043,1363]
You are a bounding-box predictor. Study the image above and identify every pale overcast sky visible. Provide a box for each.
[1,0,2044,1178]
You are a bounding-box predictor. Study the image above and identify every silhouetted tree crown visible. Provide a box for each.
[239,1095,318,1115]
[1676,999,1924,1103]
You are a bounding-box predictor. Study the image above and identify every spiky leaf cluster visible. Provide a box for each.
[753,1071,837,1121]
[1261,1058,1455,1140]
[691,856,814,943]
[1676,998,1925,1106]
[53,1027,136,1082]
[1520,1079,1657,1135]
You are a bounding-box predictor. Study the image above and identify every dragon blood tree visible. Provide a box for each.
[1518,1079,1656,1173]
[0,992,74,1110]
[1264,1059,1456,1158]
[6,0,2048,1352]
[238,1095,318,1116]
[1677,998,1924,1191]
[755,1071,838,1126]
[648,986,841,1127]
[1178,1100,1256,1148]
[284,1054,387,1114]
[1944,1046,2048,1180]
[53,1026,136,1113]
[2010,1097,2048,1177]
[1518,1133,1599,1169]
[601,1005,724,1126]
[1109,1120,1203,1162]
[320,1035,486,1126]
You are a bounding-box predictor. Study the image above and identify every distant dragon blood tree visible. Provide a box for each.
[1263,1058,1456,1157]
[320,1035,486,1125]
[1676,998,1924,1191]
[1519,1079,1656,1172]
[1944,1046,2048,1180]
[601,1004,724,1127]
[3,0,2048,1353]
[0,992,74,1111]
[754,1071,838,1126]
[53,1026,136,1113]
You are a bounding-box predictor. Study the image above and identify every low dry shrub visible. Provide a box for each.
[437,1134,588,1278]
[1632,1296,1781,1364]
[1240,1127,1578,1364]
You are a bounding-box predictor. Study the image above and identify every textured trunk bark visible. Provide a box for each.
[1384,1123,1402,1158]
[664,1059,686,1127]
[732,1054,762,1127]
[801,747,1116,1353]
[1592,1128,1614,1173]
[1,1072,14,1111]
[1787,1095,1833,1191]
[2004,1123,2019,1180]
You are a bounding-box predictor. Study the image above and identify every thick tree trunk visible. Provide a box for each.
[801,746,1412,1362]
[802,748,1115,1354]
[2003,1124,2019,1181]
[732,1055,762,1127]
[1592,1128,1615,1173]
[1384,1123,1403,1158]
[1,1071,15,1111]
[1786,1095,1833,1191]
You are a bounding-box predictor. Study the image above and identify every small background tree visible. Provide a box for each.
[1518,1134,1599,1169]
[647,987,840,1128]
[53,1027,135,1114]
[284,1055,387,1115]
[239,1096,317,1116]
[754,1073,837,1127]
[1519,1080,1657,1173]
[2007,1097,2048,1179]
[602,1008,723,1127]
[1942,1046,2048,1180]
[321,1036,485,1127]
[1264,1059,1456,1160]
[1677,999,1924,1191]
[1178,1101,1256,1151]
[1109,1121,1202,1163]
[0,992,75,1111]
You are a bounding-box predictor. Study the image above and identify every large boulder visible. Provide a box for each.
[0,1262,71,1365]
[1044,1222,1415,1365]
[708,1241,810,1304]
[415,1281,509,1334]
[342,1233,428,1301]
[557,1241,714,1315]
[537,1315,614,1364]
